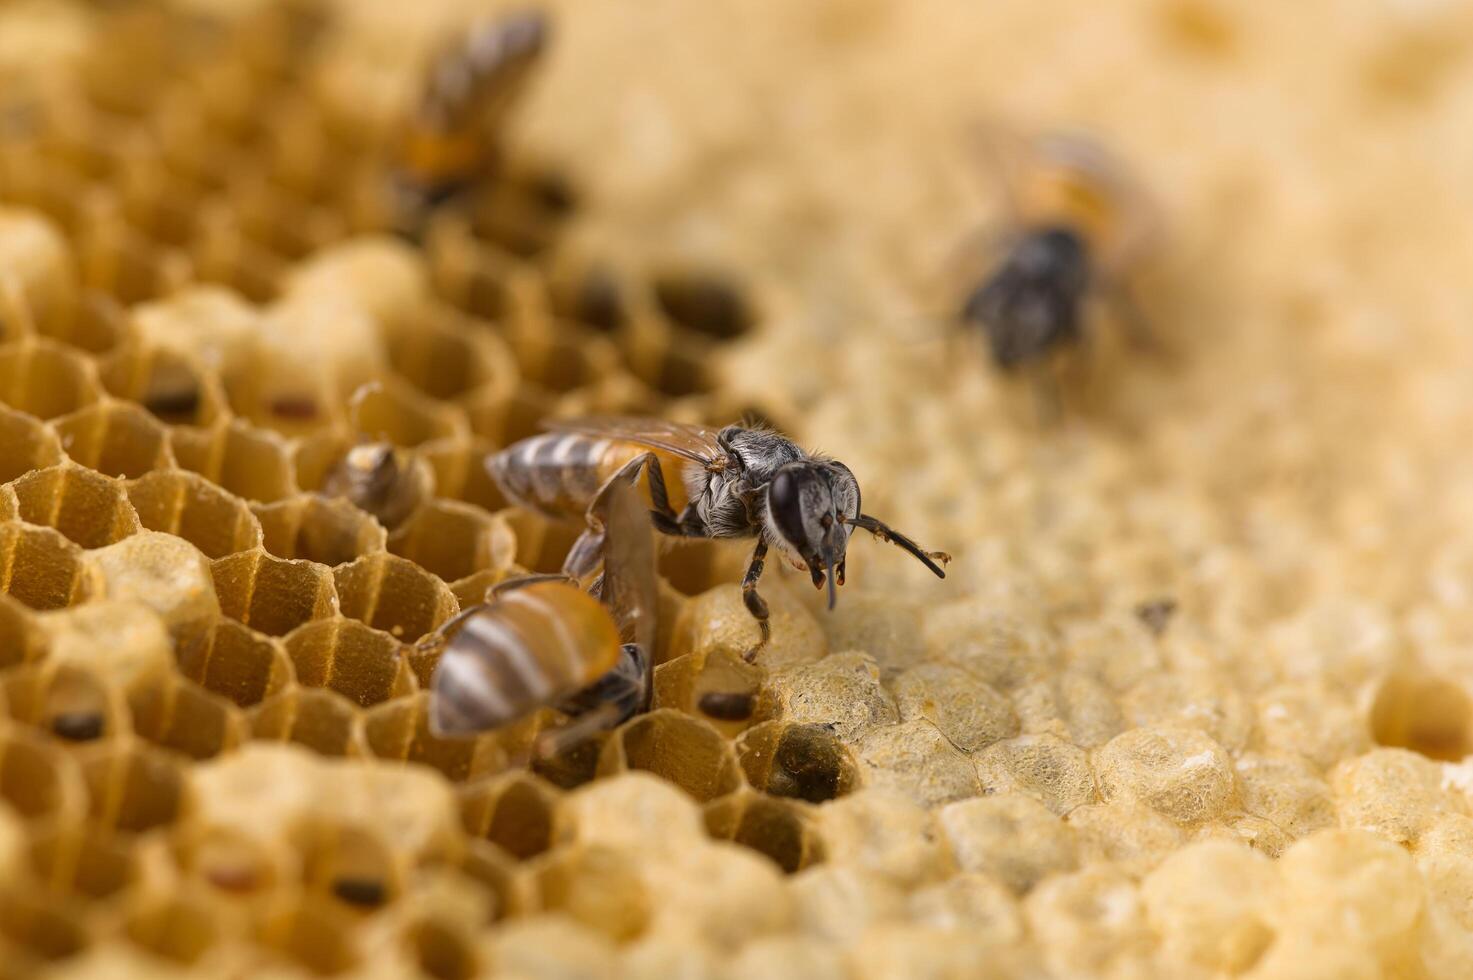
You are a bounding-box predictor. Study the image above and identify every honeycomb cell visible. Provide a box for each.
[1330,747,1465,844]
[597,709,743,803]
[1123,671,1253,752]
[789,864,905,944]
[1369,669,1473,761]
[735,721,860,803]
[501,508,584,577]
[1254,683,1371,772]
[652,647,761,733]
[938,794,1081,894]
[388,499,515,588]
[128,674,248,760]
[293,818,402,911]
[762,652,895,742]
[1066,802,1186,874]
[0,889,90,965]
[86,532,221,646]
[384,308,516,403]
[1234,752,1335,842]
[925,601,1062,693]
[488,916,617,980]
[284,617,414,708]
[908,873,1025,944]
[1023,864,1155,977]
[249,687,367,758]
[255,896,360,976]
[889,662,1019,753]
[533,843,652,942]
[192,212,288,303]
[404,916,484,980]
[418,437,510,514]
[126,469,263,560]
[0,593,45,669]
[177,619,294,708]
[282,236,431,333]
[349,374,467,448]
[641,841,794,950]
[854,720,981,808]
[362,693,510,783]
[0,663,126,744]
[254,494,386,567]
[0,405,65,485]
[0,207,78,340]
[61,290,131,356]
[76,218,192,304]
[52,401,171,480]
[0,523,99,611]
[128,285,260,376]
[464,381,558,447]
[172,420,299,503]
[1142,840,1276,973]
[122,892,220,966]
[553,772,709,856]
[0,725,86,820]
[0,338,101,421]
[1094,725,1238,825]
[212,550,336,637]
[26,823,137,900]
[333,552,458,642]
[99,342,228,428]
[656,538,751,601]
[973,733,1098,816]
[9,463,141,549]
[80,740,186,832]
[460,771,561,860]
[813,789,951,888]
[705,790,824,874]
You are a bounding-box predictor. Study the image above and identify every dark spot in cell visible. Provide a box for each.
[771,726,850,803]
[1135,597,1178,637]
[531,734,602,789]
[526,172,577,216]
[205,865,260,893]
[331,876,388,907]
[269,395,319,420]
[143,387,201,424]
[698,691,754,721]
[51,711,105,741]
[574,271,624,332]
[653,275,753,340]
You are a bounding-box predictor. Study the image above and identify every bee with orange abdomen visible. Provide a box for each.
[391,10,549,232]
[960,126,1158,370]
[423,478,656,754]
[486,417,951,657]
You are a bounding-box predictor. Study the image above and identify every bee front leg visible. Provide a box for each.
[536,643,649,758]
[741,540,771,662]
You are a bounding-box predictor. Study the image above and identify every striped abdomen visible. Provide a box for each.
[487,432,690,522]
[430,582,620,736]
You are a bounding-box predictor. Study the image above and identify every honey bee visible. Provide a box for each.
[959,127,1157,370]
[320,442,431,531]
[392,10,550,231]
[424,478,656,755]
[487,417,951,656]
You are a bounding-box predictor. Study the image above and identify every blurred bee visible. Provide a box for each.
[321,442,431,531]
[391,10,550,234]
[423,479,656,755]
[321,384,433,531]
[959,126,1158,372]
[487,417,951,656]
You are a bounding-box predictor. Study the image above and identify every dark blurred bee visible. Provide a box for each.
[959,127,1158,372]
[391,10,549,234]
[321,442,431,531]
[423,479,656,755]
[487,417,950,657]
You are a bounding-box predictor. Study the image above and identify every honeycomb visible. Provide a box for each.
[3,0,1473,977]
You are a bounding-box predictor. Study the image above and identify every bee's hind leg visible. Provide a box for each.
[741,540,772,662]
[564,453,679,580]
[534,643,649,758]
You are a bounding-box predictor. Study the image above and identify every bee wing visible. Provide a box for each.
[595,478,658,656]
[543,416,725,466]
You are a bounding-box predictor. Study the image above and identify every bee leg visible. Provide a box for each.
[535,643,649,758]
[741,540,771,662]
[567,452,681,579]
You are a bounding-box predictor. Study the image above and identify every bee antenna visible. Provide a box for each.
[847,514,951,579]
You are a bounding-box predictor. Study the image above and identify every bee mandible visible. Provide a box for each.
[423,478,656,756]
[959,127,1158,370]
[392,9,549,230]
[486,417,951,658]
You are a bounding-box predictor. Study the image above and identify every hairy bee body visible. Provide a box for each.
[431,581,621,734]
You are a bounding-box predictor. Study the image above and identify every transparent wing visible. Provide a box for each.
[544,415,724,465]
[594,479,658,656]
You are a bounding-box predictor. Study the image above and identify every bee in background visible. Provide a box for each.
[959,126,1159,374]
[321,442,432,531]
[423,479,656,755]
[391,10,550,234]
[486,417,951,658]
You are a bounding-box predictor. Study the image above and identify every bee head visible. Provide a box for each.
[764,461,860,610]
